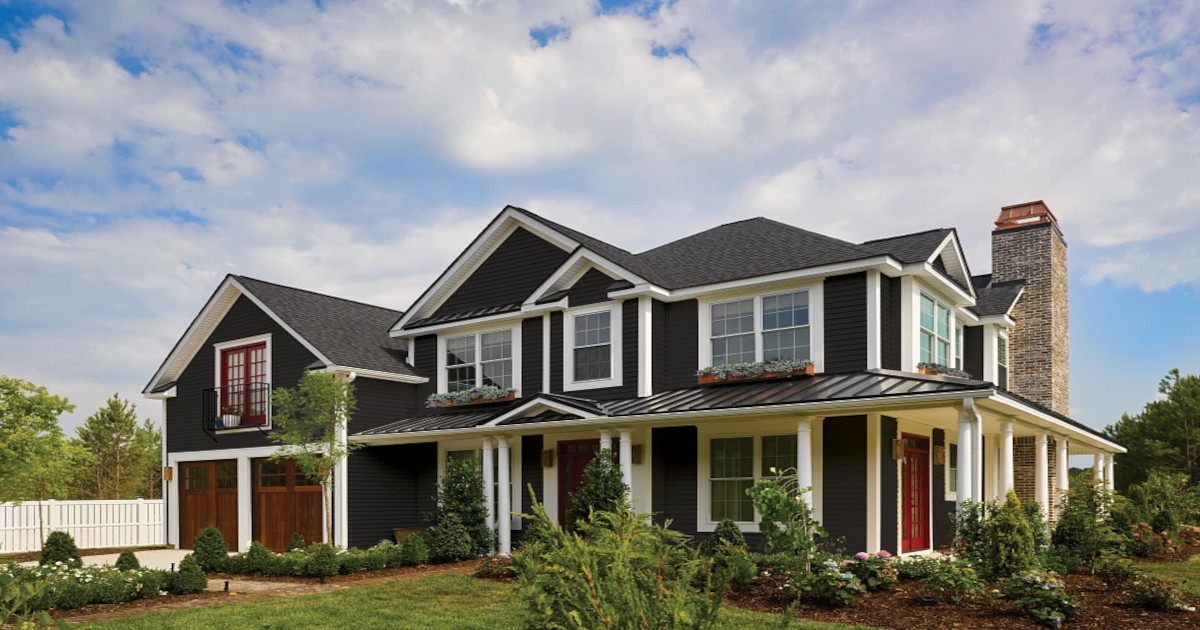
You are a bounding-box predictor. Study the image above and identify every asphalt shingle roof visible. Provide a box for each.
[859,228,953,264]
[233,276,418,377]
[969,275,1026,317]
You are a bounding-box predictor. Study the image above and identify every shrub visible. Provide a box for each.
[920,560,984,604]
[1024,501,1050,550]
[337,549,368,575]
[191,527,229,572]
[169,555,208,595]
[749,565,803,606]
[746,473,825,570]
[1150,509,1179,540]
[264,551,307,577]
[953,499,994,568]
[428,457,492,555]
[1127,521,1169,557]
[304,543,339,580]
[700,519,747,555]
[38,532,81,568]
[427,513,475,562]
[565,449,628,528]
[0,572,64,629]
[400,535,429,566]
[512,500,727,629]
[1053,478,1123,567]
[846,551,897,592]
[1094,553,1137,588]
[1003,571,1083,628]
[801,560,863,608]
[286,533,306,553]
[981,491,1037,579]
[1038,545,1084,575]
[474,555,515,580]
[3,563,171,613]
[711,544,757,584]
[895,555,940,581]
[244,541,272,574]
[114,549,140,572]
[370,540,404,569]
[748,552,808,577]
[135,570,168,599]
[1127,575,1194,612]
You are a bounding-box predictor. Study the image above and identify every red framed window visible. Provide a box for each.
[220,342,268,426]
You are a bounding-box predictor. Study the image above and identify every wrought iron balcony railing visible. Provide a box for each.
[202,382,271,438]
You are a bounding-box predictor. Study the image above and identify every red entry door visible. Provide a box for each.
[557,439,618,526]
[901,435,930,552]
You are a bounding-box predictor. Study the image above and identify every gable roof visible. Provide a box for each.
[144,275,424,394]
[969,275,1026,317]
[859,228,954,263]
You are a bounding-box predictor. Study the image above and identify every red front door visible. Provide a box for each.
[557,439,618,526]
[901,434,930,552]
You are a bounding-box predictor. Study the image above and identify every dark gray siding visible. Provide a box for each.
[661,299,698,391]
[998,365,1008,389]
[550,312,563,393]
[166,295,318,453]
[931,429,954,549]
[522,317,543,395]
[413,334,438,403]
[432,227,570,318]
[880,274,902,370]
[824,273,867,373]
[351,376,419,434]
[651,299,668,395]
[551,301,639,400]
[651,426,697,534]
[964,326,984,381]
[347,442,437,549]
[822,415,867,553]
[880,416,898,555]
[521,435,544,515]
[567,268,616,307]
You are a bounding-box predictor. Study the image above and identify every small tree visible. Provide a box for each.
[981,491,1037,579]
[269,371,359,544]
[428,456,491,555]
[746,468,825,572]
[1053,477,1124,568]
[566,449,629,527]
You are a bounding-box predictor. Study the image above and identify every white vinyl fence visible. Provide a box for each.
[0,499,164,554]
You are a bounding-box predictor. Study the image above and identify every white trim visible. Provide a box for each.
[145,387,177,400]
[638,296,652,397]
[436,323,523,396]
[866,414,881,552]
[924,232,975,298]
[542,313,551,392]
[984,394,1126,453]
[391,207,579,332]
[901,262,974,305]
[866,271,881,370]
[399,302,564,337]
[696,282,823,371]
[144,277,241,394]
[944,439,959,502]
[484,397,603,427]
[524,253,648,308]
[917,291,954,367]
[563,302,623,392]
[697,424,810,533]
[322,366,427,384]
[212,333,273,431]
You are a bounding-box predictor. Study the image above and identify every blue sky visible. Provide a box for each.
[0,0,1198,435]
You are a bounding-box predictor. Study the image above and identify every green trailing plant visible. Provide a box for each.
[916,362,972,378]
[981,490,1037,579]
[427,512,475,562]
[699,518,746,555]
[565,449,629,528]
[511,499,728,630]
[170,555,207,595]
[695,359,813,380]
[191,527,229,572]
[801,560,863,608]
[400,534,429,566]
[287,533,306,553]
[428,456,492,554]
[38,532,81,568]
[114,548,140,571]
[846,551,897,592]
[746,469,825,572]
[920,559,984,604]
[424,385,515,408]
[1003,571,1083,628]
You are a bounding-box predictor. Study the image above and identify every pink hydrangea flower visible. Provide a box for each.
[855,552,870,561]
[1133,532,1141,538]
[877,550,892,558]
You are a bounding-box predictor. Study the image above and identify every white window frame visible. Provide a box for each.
[697,282,824,370]
[211,333,273,434]
[437,439,523,531]
[954,324,964,371]
[697,430,802,533]
[997,332,1009,370]
[945,442,958,501]
[436,323,523,395]
[563,302,623,391]
[919,292,954,366]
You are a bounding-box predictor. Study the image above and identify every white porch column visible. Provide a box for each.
[1057,437,1070,499]
[1094,453,1104,483]
[1000,420,1014,494]
[1035,432,1049,511]
[972,414,984,503]
[481,438,495,539]
[796,418,814,508]
[497,437,512,555]
[618,429,633,502]
[333,421,349,548]
[599,430,612,452]
[956,406,975,505]
[1105,454,1115,492]
[237,457,252,550]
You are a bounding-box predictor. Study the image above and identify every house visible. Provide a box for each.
[143,200,1124,555]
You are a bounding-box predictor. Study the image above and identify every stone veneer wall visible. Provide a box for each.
[991,222,1070,415]
[1013,436,1060,520]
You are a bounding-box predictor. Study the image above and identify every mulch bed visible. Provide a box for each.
[728,548,1200,630]
[207,559,477,584]
[0,545,170,564]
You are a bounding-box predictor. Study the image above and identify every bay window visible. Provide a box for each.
[920,293,952,366]
[708,289,811,367]
[445,329,513,391]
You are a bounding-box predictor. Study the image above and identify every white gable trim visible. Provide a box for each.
[926,232,975,298]
[142,276,334,395]
[524,250,648,308]
[390,207,582,333]
[483,397,603,427]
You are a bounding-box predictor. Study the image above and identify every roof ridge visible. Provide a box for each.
[233,275,404,315]
[859,226,951,245]
[635,216,871,257]
[505,206,639,256]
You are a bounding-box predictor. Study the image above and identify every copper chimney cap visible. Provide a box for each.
[995,200,1060,232]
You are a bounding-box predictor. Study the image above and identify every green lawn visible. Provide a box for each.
[87,574,875,630]
[1138,554,1200,597]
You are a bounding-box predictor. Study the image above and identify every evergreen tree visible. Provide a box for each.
[72,394,146,499]
[566,449,629,528]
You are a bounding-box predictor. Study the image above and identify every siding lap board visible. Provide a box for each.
[566,268,617,308]
[823,273,868,373]
[347,442,437,549]
[880,416,898,554]
[822,415,867,553]
[880,274,902,370]
[662,300,698,391]
[522,317,543,395]
[432,228,570,318]
[351,376,419,434]
[931,429,954,549]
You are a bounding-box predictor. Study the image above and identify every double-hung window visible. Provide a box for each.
[919,294,952,366]
[573,311,612,381]
[709,290,811,367]
[948,443,959,495]
[708,435,798,524]
[445,330,513,391]
[997,335,1008,371]
[954,325,964,371]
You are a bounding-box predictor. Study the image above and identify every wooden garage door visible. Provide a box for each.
[180,460,238,549]
[253,458,323,552]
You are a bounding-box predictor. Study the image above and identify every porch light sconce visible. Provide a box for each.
[632,445,643,465]
[162,466,174,482]
[541,449,555,468]
[933,446,945,466]
[890,439,904,461]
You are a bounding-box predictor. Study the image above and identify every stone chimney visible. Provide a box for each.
[990,201,1069,415]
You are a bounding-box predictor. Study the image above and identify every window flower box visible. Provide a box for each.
[916,362,972,379]
[426,386,517,408]
[696,360,815,385]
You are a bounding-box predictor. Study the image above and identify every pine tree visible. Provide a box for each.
[73,395,144,499]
